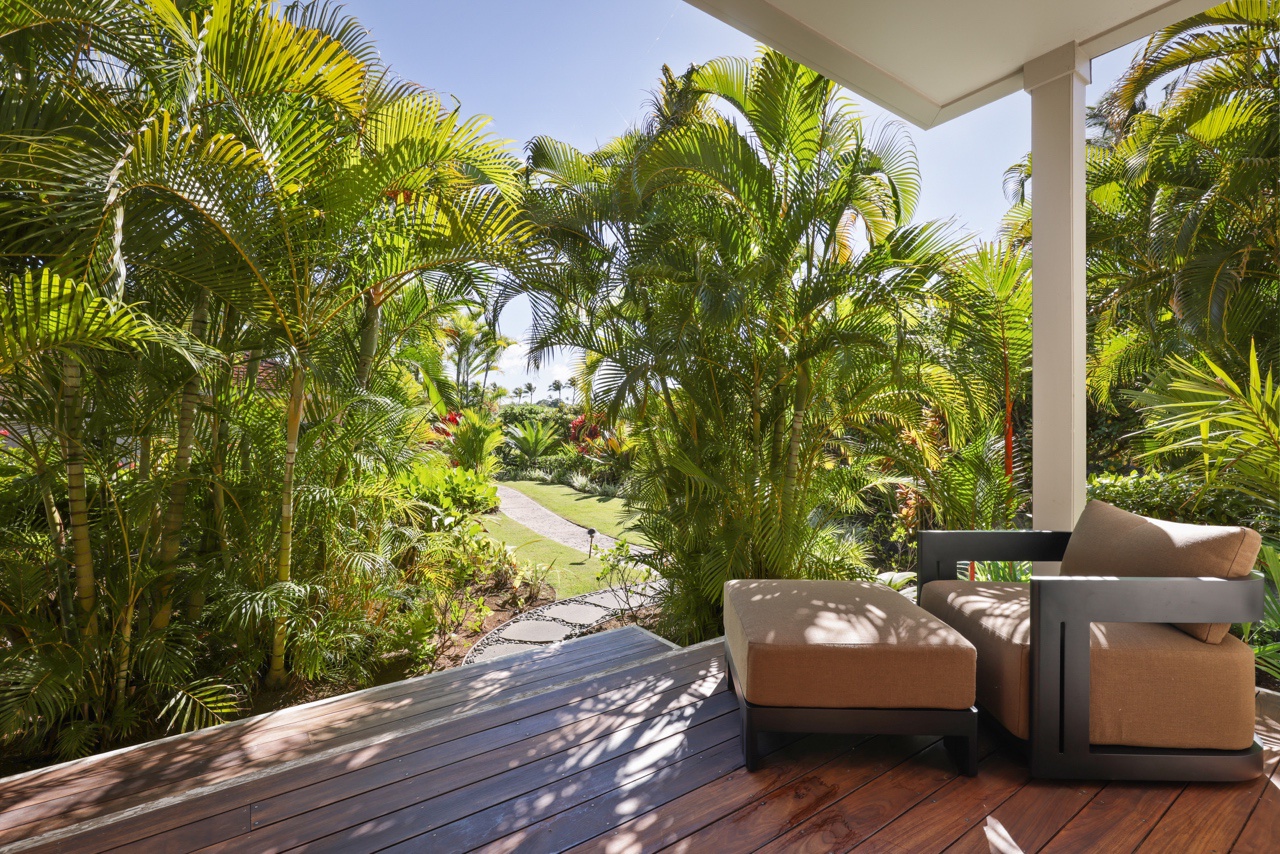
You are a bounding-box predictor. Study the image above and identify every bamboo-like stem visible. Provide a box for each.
[62,354,96,636]
[266,361,306,688]
[152,291,209,630]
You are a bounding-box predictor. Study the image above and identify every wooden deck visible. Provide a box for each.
[2,625,1278,853]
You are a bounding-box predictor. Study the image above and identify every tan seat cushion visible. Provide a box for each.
[921,581,1257,750]
[1062,500,1262,643]
[723,579,975,710]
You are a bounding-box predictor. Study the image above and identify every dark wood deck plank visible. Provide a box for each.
[1038,781,1184,853]
[853,750,1029,853]
[1136,750,1280,852]
[0,628,658,819]
[10,632,675,850]
[195,665,728,850]
[8,635,667,849]
[563,735,852,854]
[123,665,731,854]
[300,709,739,853]
[52,645,721,854]
[471,739,748,854]
[248,658,726,830]
[747,739,957,854]
[7,643,1280,854]
[1226,692,1280,853]
[940,779,1102,854]
[1230,769,1280,852]
[664,735,935,854]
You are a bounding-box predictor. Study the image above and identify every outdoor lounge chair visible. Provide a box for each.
[917,500,1265,781]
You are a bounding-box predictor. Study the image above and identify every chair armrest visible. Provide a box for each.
[1030,573,1263,768]
[917,530,1073,588]
[1030,574,1264,626]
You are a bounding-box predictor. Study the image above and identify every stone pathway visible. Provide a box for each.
[494,484,622,554]
[466,484,660,664]
[464,582,664,664]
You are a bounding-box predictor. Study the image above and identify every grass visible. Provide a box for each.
[480,511,606,599]
[503,479,643,543]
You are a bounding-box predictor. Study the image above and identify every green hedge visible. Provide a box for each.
[1087,471,1275,537]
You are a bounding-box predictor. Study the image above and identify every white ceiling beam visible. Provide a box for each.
[682,0,1218,128]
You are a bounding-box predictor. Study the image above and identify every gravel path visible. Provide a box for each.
[495,484,620,554]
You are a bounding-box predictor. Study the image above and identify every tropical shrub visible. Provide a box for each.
[448,411,505,477]
[1133,345,1279,532]
[505,420,562,467]
[498,403,562,428]
[1087,471,1273,535]
[398,461,500,516]
[1242,545,1280,682]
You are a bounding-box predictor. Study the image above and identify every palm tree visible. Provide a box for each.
[443,309,515,406]
[506,420,562,466]
[523,382,536,403]
[940,243,1033,478]
[518,50,956,640]
[1088,1,1278,378]
[549,379,564,401]
[0,0,533,754]
[101,25,530,687]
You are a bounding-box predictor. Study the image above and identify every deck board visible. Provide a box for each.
[3,636,1278,854]
[2,627,673,852]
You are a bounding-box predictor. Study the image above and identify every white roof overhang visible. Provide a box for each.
[681,0,1219,127]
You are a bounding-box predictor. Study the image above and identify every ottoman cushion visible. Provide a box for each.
[724,579,976,710]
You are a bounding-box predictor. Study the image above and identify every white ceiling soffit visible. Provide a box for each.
[682,0,1218,128]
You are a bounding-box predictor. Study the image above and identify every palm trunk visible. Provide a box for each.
[62,355,96,636]
[1003,350,1014,479]
[38,463,65,551]
[211,307,237,580]
[37,461,72,638]
[115,598,135,701]
[780,365,810,529]
[152,292,209,630]
[266,362,306,688]
[355,290,380,390]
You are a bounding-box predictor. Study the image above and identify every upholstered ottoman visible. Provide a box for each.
[723,579,979,774]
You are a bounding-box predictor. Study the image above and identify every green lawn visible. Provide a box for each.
[503,479,643,543]
[480,511,606,599]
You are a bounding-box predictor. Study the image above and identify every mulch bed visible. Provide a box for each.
[259,579,559,713]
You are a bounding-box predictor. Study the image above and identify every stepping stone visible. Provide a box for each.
[542,601,613,626]
[501,620,575,643]
[581,588,643,610]
[468,641,531,663]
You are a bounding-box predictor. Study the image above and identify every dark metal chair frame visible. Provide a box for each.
[724,642,979,776]
[917,529,1265,781]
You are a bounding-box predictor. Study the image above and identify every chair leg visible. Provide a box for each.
[944,709,979,776]
[741,708,759,771]
[944,731,979,777]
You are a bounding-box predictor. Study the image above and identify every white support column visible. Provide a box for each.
[1024,44,1090,554]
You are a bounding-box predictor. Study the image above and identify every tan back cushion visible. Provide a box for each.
[1060,500,1262,643]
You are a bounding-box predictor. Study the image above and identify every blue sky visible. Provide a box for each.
[342,1,1143,396]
